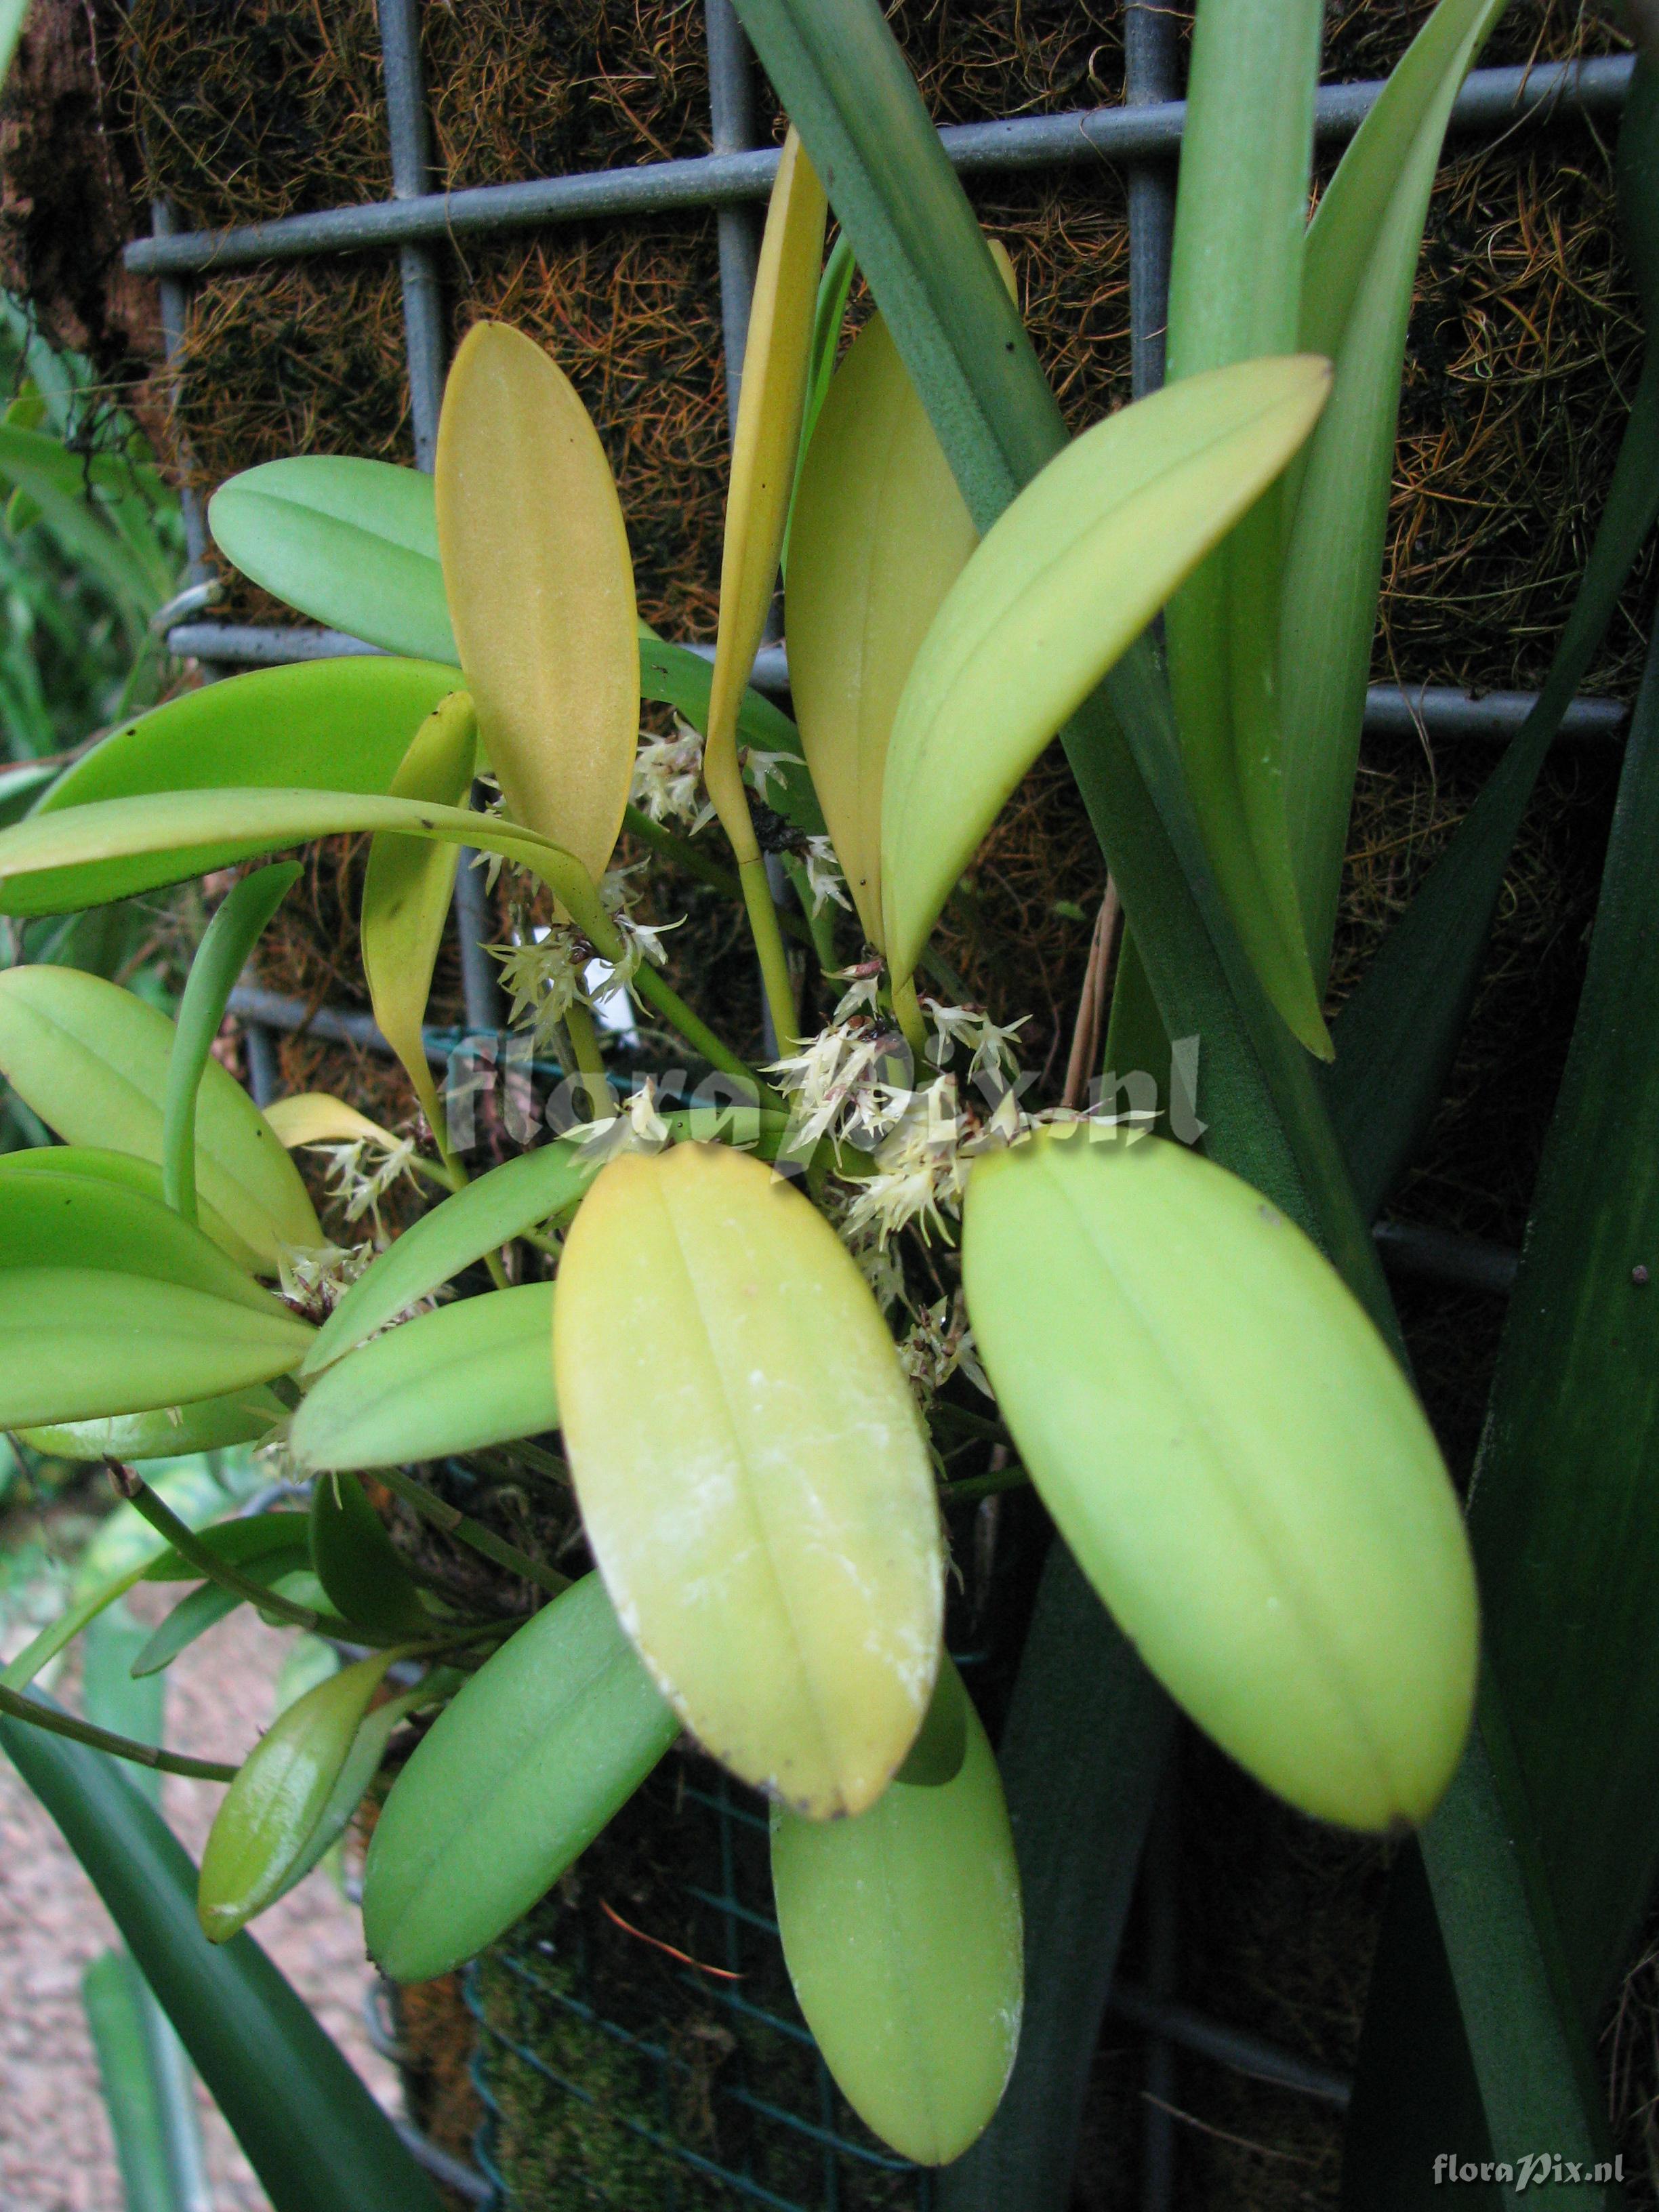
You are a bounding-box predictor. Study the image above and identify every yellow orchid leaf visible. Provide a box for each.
[263,1094,403,1152]
[361,691,477,1144]
[554,1142,941,1817]
[703,129,828,863]
[434,323,638,879]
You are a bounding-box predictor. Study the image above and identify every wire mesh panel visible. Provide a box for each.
[465,1765,935,2211]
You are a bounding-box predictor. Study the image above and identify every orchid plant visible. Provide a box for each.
[0,0,1650,2192]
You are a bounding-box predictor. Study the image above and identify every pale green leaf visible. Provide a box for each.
[771,1663,1022,2165]
[435,323,638,878]
[262,1094,405,1151]
[0,1162,284,1313]
[1164,0,1328,1059]
[704,129,828,859]
[0,1143,285,1277]
[1280,0,1509,982]
[880,356,1330,989]
[0,1269,314,1429]
[363,1572,677,1983]
[199,1652,396,1942]
[961,1126,1477,1830]
[142,1513,311,1582]
[0,966,322,1265]
[131,1549,312,1678]
[17,1385,287,1462]
[787,310,977,949]
[554,1142,941,1818]
[209,457,457,662]
[291,1284,557,1473]
[361,693,477,1140]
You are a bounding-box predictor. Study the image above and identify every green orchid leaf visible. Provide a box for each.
[81,1948,194,2212]
[894,1658,968,1787]
[291,1283,558,1473]
[361,693,477,1141]
[880,356,1330,1010]
[199,1653,398,1943]
[304,1141,595,1371]
[436,323,638,878]
[208,457,457,662]
[163,862,301,1224]
[555,1142,941,1818]
[0,1147,263,1274]
[0,785,607,955]
[771,1662,1022,2166]
[1,1715,445,2212]
[962,1126,1477,1830]
[0,1268,314,1429]
[781,226,856,579]
[1280,0,1509,981]
[131,1549,313,1679]
[0,1163,287,1315]
[0,966,322,1266]
[267,1685,429,1914]
[142,1514,311,1582]
[308,1473,428,1639]
[1163,0,1326,1059]
[363,1572,678,1984]
[787,308,978,949]
[17,1384,287,1463]
[39,657,467,899]
[0,424,169,621]
[703,130,827,864]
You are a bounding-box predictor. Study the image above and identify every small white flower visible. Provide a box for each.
[800,835,851,917]
[491,920,588,1050]
[633,722,713,832]
[311,1134,421,1231]
[839,1075,967,1248]
[769,1020,906,1153]
[923,998,1029,1080]
[741,749,792,805]
[830,961,884,1024]
[278,1240,373,1314]
[564,1075,672,1159]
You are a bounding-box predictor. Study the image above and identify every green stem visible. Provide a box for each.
[630,962,783,1101]
[472,1439,571,1488]
[939,1464,1031,1507]
[0,1683,237,1783]
[562,1001,613,1117]
[109,1469,398,1642]
[372,1466,570,1602]
[892,972,929,1065]
[738,855,800,1053]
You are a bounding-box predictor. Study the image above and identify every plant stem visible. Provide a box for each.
[106,1466,398,1642]
[892,971,929,1065]
[373,1466,570,1601]
[738,855,800,1052]
[562,1001,613,1115]
[630,962,784,1101]
[939,1464,1031,1507]
[0,1683,237,1782]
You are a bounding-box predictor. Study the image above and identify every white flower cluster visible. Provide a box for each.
[311,1133,420,1233]
[562,1075,673,1159]
[277,1240,373,1316]
[632,722,712,834]
[896,1292,991,1412]
[490,867,680,1053]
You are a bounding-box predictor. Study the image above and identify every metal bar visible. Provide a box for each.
[227,983,445,1066]
[1108,1982,1353,2110]
[375,0,504,1038]
[124,55,1636,279]
[165,623,1633,745]
[1124,0,1179,405]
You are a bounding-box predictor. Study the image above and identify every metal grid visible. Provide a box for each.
[120,8,1629,2203]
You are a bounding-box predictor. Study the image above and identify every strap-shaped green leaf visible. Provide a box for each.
[1280,0,1509,980]
[0,966,322,1265]
[0,1715,445,2212]
[304,1141,596,1370]
[555,1142,942,1818]
[17,1384,287,1463]
[308,1473,428,1639]
[209,457,457,662]
[131,1549,314,1679]
[962,1126,1476,1830]
[199,1652,397,1942]
[363,1572,678,1982]
[361,693,476,1143]
[163,861,300,1225]
[0,1164,284,1313]
[771,1662,1022,2165]
[291,1283,558,1472]
[142,1513,311,1582]
[39,657,465,833]
[1163,0,1327,1057]
[0,1268,313,1429]
[0,1146,263,1277]
[0,785,605,944]
[436,323,638,878]
[787,308,977,950]
[880,357,1330,993]
[81,1948,189,2212]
